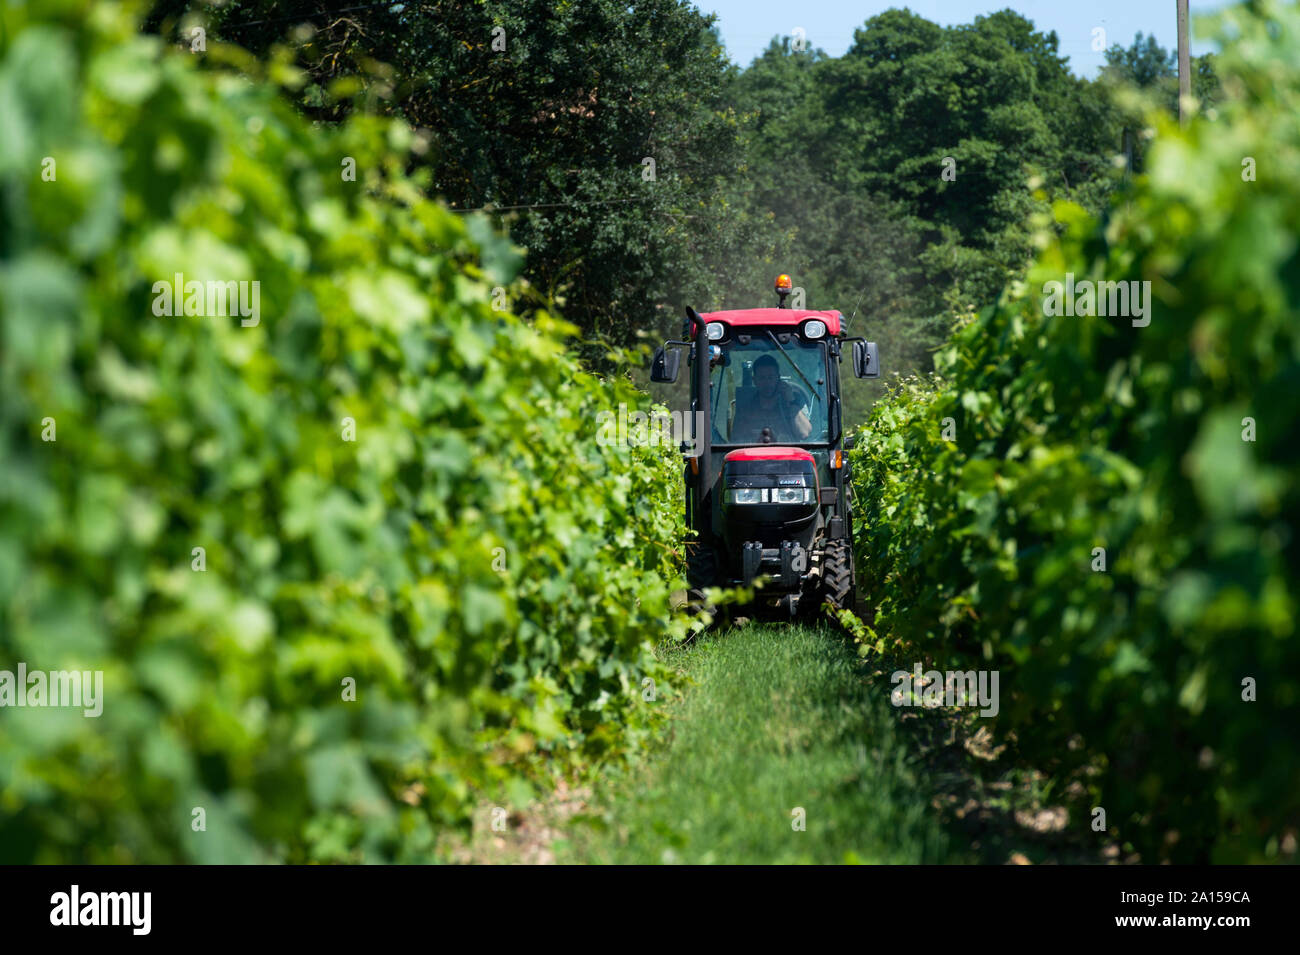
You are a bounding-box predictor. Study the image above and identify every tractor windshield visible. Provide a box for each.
[710,335,829,446]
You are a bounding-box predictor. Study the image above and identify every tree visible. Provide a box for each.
[1102,32,1220,173]
[147,0,761,350]
[723,8,1123,410]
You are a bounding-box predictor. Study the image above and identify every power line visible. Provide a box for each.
[209,1,416,31]
[448,196,655,214]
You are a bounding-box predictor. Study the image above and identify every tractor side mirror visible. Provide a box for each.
[650,345,681,383]
[852,340,879,379]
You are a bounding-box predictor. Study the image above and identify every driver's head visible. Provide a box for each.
[753,355,780,397]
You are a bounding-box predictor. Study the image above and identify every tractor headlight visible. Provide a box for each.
[802,319,827,340]
[705,322,726,341]
[774,487,812,504]
[725,487,814,505]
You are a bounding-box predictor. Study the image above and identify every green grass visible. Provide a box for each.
[560,624,957,864]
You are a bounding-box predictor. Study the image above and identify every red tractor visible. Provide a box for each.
[651,275,880,618]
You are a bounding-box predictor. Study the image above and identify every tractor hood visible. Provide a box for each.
[721,447,819,525]
[722,447,819,490]
[723,447,815,464]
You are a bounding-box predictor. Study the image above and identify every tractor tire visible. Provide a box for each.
[822,538,856,614]
[686,538,723,617]
[686,538,721,589]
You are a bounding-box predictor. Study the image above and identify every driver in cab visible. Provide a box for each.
[730,354,812,443]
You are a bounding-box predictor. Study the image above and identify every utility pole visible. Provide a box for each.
[1177,0,1191,126]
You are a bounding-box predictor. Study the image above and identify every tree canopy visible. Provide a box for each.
[143,2,1216,414]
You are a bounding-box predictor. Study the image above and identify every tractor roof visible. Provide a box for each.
[698,308,842,336]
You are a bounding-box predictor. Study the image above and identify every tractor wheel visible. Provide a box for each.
[686,538,723,617]
[822,539,856,614]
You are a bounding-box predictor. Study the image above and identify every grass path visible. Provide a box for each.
[555,624,958,864]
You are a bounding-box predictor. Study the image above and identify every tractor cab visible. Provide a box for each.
[651,275,880,617]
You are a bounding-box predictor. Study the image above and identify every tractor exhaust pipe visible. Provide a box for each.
[687,306,711,529]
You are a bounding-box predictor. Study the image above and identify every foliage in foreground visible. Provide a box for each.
[850,0,1300,862]
[0,0,683,862]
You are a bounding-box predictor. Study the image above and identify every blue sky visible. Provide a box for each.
[700,0,1236,74]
